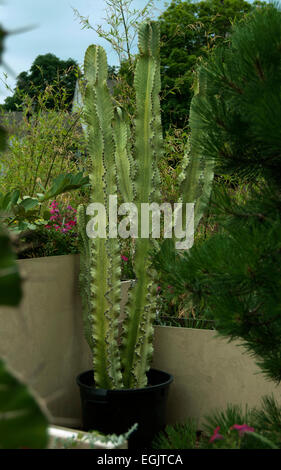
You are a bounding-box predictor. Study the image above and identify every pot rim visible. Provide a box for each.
[76,368,174,395]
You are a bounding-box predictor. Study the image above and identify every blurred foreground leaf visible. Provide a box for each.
[0,360,48,449]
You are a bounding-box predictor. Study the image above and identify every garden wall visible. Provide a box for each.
[0,254,280,428]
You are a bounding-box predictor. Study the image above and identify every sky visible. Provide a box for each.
[0,0,166,103]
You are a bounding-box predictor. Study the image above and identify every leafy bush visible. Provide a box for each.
[152,419,198,449]
[15,200,79,259]
[159,127,189,205]
[0,88,87,199]
[153,398,281,449]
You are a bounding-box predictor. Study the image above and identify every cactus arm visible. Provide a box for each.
[179,70,215,232]
[77,204,94,351]
[194,157,215,229]
[91,48,123,389]
[121,22,161,389]
[112,107,134,203]
[150,23,163,204]
[83,45,123,389]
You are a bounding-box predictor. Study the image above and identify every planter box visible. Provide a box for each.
[0,254,280,429]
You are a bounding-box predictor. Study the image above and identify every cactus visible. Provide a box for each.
[78,22,161,390]
[179,67,215,231]
[78,21,214,390]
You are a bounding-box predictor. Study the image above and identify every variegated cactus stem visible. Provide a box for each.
[120,22,163,389]
[81,43,124,389]
[179,67,215,233]
[77,204,94,351]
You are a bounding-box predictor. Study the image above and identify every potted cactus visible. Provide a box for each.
[76,21,213,448]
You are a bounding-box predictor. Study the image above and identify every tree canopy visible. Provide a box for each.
[3,53,78,111]
[159,0,265,129]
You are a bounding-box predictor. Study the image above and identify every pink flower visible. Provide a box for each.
[157,286,161,292]
[230,424,254,436]
[46,200,77,233]
[121,255,129,262]
[209,426,224,443]
[50,208,59,215]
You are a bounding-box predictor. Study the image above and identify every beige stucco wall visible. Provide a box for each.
[0,254,280,429]
[152,327,281,427]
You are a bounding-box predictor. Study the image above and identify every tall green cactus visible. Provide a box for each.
[78,22,161,390]
[78,44,123,390]
[120,23,162,388]
[78,21,214,390]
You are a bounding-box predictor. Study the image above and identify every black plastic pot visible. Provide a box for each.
[76,368,173,449]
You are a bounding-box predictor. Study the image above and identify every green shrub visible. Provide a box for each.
[0,87,87,199]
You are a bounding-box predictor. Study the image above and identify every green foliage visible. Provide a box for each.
[201,401,280,449]
[160,4,281,383]
[73,1,157,123]
[15,227,79,260]
[0,172,89,232]
[0,360,49,449]
[0,85,89,232]
[120,246,135,280]
[3,53,78,111]
[73,0,156,65]
[159,0,265,129]
[42,172,89,201]
[153,398,281,449]
[152,60,219,325]
[152,419,197,449]
[202,403,253,436]
[0,30,22,308]
[0,227,22,305]
[250,395,281,447]
[0,89,87,198]
[153,238,214,323]
[158,128,189,204]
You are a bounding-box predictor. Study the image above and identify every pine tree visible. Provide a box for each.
[156,3,281,383]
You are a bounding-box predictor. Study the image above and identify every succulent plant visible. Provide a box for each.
[78,21,214,390]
